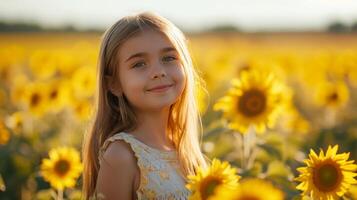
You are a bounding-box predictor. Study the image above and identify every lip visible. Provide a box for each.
[147,84,174,92]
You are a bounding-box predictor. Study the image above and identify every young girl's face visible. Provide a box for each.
[116,29,186,112]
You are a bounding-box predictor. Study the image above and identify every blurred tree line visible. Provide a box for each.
[0,21,103,33]
[1,20,357,33]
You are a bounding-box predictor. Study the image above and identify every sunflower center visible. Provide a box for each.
[238,89,266,117]
[328,92,338,103]
[54,159,70,177]
[313,160,342,192]
[15,120,23,129]
[49,90,58,100]
[236,195,260,200]
[30,93,41,106]
[83,78,90,86]
[200,176,222,200]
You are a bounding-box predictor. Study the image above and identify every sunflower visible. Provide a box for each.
[46,79,72,113]
[29,50,57,79]
[23,82,48,117]
[282,104,310,135]
[212,178,284,200]
[186,158,240,200]
[55,50,79,76]
[348,184,357,199]
[295,145,357,200]
[40,147,83,190]
[213,70,286,134]
[71,66,96,99]
[70,99,93,121]
[314,81,349,110]
[10,74,29,105]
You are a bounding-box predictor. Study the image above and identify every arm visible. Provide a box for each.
[96,140,137,200]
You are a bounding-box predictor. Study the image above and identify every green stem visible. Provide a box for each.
[233,131,244,170]
[57,188,63,200]
[243,125,256,170]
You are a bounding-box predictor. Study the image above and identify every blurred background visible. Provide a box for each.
[0,0,357,199]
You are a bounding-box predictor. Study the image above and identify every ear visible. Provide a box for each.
[104,75,122,96]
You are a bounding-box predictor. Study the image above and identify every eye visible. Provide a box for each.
[162,55,177,62]
[132,61,146,68]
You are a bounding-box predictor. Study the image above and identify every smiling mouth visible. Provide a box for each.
[147,84,174,92]
[147,84,174,91]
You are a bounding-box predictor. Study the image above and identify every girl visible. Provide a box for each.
[82,11,209,200]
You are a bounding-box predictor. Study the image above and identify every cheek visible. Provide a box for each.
[119,72,145,97]
[173,65,186,94]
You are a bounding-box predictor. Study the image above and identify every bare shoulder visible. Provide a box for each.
[101,139,138,168]
[96,139,138,200]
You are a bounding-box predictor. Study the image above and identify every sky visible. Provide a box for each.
[1,0,357,32]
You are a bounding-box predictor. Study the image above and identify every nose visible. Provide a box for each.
[151,63,167,79]
[152,73,165,79]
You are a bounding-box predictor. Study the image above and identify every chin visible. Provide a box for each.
[147,98,178,110]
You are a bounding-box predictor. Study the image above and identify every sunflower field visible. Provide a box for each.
[0,32,357,200]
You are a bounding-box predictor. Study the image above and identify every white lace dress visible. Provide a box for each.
[98,132,191,200]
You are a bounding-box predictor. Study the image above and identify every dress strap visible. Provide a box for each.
[99,132,177,165]
[99,132,142,165]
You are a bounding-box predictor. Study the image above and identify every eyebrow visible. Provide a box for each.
[125,47,177,63]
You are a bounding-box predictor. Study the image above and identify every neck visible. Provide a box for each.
[128,106,174,151]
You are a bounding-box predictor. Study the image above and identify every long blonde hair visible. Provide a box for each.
[82,11,208,199]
